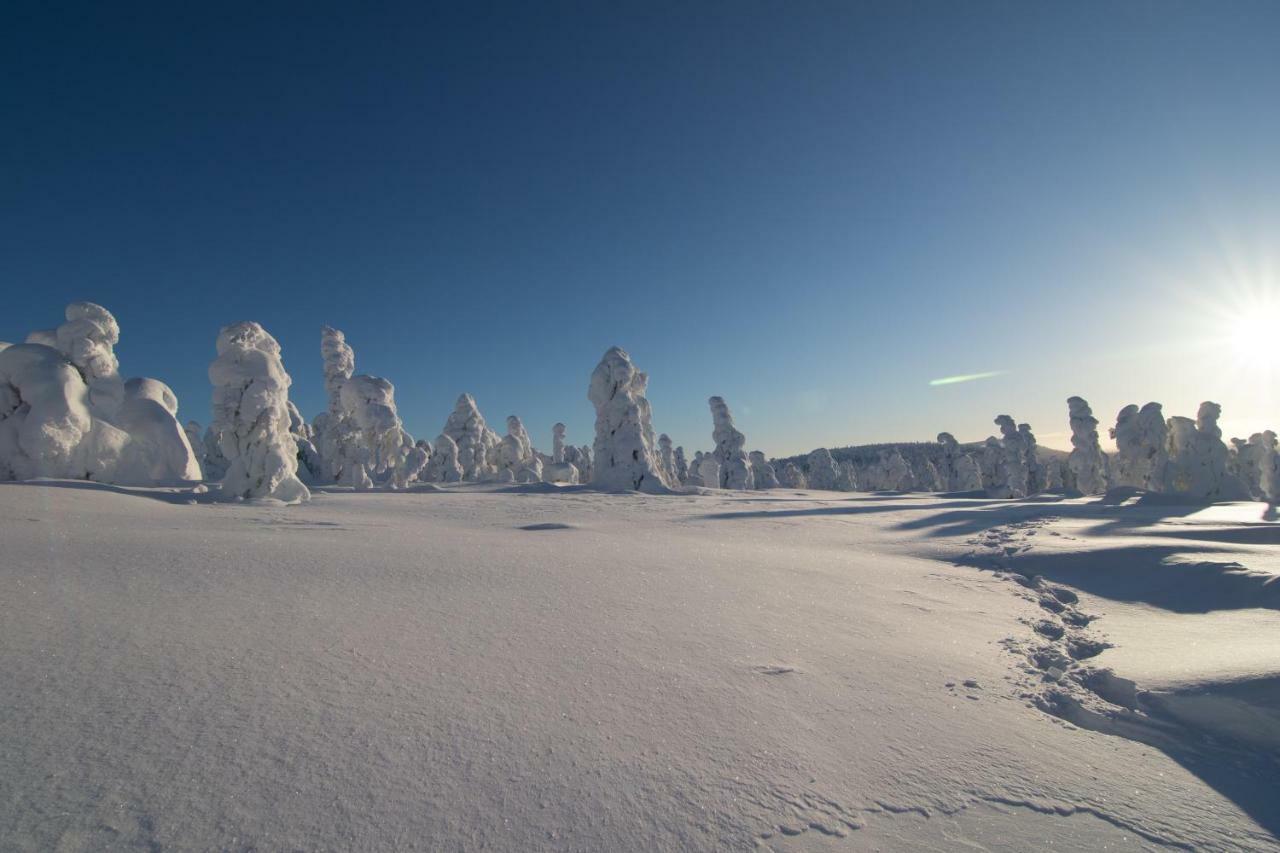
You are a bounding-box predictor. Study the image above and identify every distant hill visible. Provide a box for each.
[770,441,1067,472]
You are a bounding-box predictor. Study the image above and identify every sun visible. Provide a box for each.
[1226,306,1277,364]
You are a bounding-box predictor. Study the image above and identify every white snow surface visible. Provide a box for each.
[2,483,1276,851]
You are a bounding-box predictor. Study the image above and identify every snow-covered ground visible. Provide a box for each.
[1,483,1276,850]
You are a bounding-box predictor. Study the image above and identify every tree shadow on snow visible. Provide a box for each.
[2,478,213,505]
[694,498,1009,522]
[892,495,1212,540]
[956,543,1279,613]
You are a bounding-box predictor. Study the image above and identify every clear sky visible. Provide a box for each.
[3,2,1278,456]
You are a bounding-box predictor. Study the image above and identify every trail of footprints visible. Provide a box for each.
[963,519,1141,729]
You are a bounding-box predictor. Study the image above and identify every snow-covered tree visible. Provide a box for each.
[879,448,915,491]
[989,416,1028,498]
[565,444,592,484]
[202,425,229,480]
[698,455,721,489]
[55,302,124,419]
[443,393,501,482]
[835,458,859,491]
[0,341,124,481]
[1111,403,1168,491]
[1066,396,1107,495]
[114,377,202,483]
[341,374,421,488]
[917,457,943,492]
[1043,457,1065,491]
[185,420,206,477]
[553,422,567,463]
[316,327,366,487]
[587,347,670,492]
[542,423,579,483]
[1231,434,1268,499]
[0,303,197,486]
[673,446,690,484]
[806,448,840,490]
[1259,431,1280,505]
[779,461,806,489]
[1163,402,1243,499]
[686,451,705,486]
[750,450,780,489]
[708,396,753,490]
[936,432,975,491]
[424,433,463,483]
[658,433,678,486]
[954,452,984,491]
[1019,423,1044,494]
[499,415,542,483]
[208,321,310,503]
[978,436,1002,491]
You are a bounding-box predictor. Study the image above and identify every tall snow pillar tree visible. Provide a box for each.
[208,321,310,504]
[1066,396,1107,495]
[708,396,754,489]
[587,346,670,492]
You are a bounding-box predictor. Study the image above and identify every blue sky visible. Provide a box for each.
[3,2,1278,455]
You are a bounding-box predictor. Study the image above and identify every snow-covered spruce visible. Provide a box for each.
[542,423,579,484]
[442,394,500,482]
[779,461,807,489]
[953,451,984,491]
[978,436,1002,491]
[499,415,542,483]
[208,321,310,503]
[287,402,324,485]
[1110,403,1168,491]
[316,326,366,487]
[686,451,705,487]
[805,448,840,490]
[587,347,670,492]
[1259,431,1280,504]
[55,301,124,419]
[424,433,463,483]
[867,448,914,491]
[0,341,116,480]
[835,458,859,491]
[341,374,421,489]
[673,446,690,485]
[553,423,567,463]
[936,433,959,488]
[917,456,943,492]
[1164,402,1245,500]
[185,420,206,477]
[750,450,780,489]
[114,377,202,484]
[202,425,229,480]
[1066,396,1108,495]
[708,396,754,490]
[1019,423,1044,494]
[1231,434,1269,499]
[658,434,678,487]
[697,455,722,490]
[991,415,1029,498]
[564,444,592,484]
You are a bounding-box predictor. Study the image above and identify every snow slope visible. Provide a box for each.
[1,483,1276,850]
